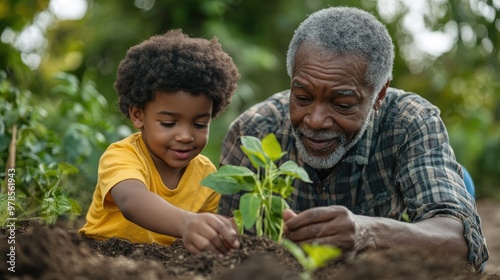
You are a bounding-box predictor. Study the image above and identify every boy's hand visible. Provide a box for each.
[181,213,240,255]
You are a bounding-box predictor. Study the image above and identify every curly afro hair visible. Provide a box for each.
[114,29,240,118]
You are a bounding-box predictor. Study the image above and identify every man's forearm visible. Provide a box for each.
[355,216,468,260]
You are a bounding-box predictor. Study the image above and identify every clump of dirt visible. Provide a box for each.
[0,224,169,280]
[1,224,499,280]
[84,229,300,279]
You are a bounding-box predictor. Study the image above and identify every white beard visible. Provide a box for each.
[292,106,374,170]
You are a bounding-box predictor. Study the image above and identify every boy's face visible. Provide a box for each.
[130,90,213,173]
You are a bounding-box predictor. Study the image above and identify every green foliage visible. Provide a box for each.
[46,72,128,185]
[283,239,342,280]
[202,133,312,242]
[0,71,82,225]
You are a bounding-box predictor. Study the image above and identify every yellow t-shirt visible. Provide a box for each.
[79,132,219,245]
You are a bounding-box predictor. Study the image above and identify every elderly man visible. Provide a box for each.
[218,6,488,271]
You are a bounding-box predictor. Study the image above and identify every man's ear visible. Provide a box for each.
[129,107,144,129]
[374,80,390,110]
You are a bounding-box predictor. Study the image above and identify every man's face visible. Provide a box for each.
[289,44,380,169]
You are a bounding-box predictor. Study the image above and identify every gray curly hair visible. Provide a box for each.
[286,6,394,94]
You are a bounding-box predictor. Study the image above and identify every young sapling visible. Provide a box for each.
[283,239,341,280]
[201,133,312,242]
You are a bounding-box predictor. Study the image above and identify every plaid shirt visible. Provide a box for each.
[219,88,488,270]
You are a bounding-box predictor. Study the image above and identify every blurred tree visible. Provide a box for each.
[1,0,499,200]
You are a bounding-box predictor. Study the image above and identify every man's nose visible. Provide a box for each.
[303,104,334,130]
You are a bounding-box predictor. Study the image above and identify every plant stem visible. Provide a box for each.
[3,125,17,193]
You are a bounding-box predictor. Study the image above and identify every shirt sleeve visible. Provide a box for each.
[201,191,222,213]
[393,96,489,271]
[98,144,147,211]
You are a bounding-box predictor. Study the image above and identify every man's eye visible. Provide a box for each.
[334,103,356,112]
[337,104,353,109]
[293,95,311,105]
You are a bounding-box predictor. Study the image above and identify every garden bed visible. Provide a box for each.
[1,223,499,280]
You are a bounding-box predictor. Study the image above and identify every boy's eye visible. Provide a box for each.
[160,122,175,127]
[160,122,209,128]
[194,123,209,129]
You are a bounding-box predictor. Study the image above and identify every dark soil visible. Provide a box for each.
[477,199,500,275]
[1,222,499,280]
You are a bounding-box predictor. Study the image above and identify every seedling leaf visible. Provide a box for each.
[302,243,342,267]
[283,239,307,263]
[266,216,282,240]
[241,135,268,168]
[241,145,267,168]
[201,133,313,243]
[272,177,294,198]
[270,195,288,218]
[233,210,244,235]
[215,164,255,177]
[240,193,262,230]
[201,175,250,194]
[241,135,264,154]
[261,133,285,161]
[279,161,312,183]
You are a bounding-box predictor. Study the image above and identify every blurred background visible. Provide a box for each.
[1,0,499,223]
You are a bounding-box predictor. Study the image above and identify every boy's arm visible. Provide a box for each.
[110,179,239,254]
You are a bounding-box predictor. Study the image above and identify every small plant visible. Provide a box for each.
[201,133,312,242]
[283,239,341,280]
[0,72,82,225]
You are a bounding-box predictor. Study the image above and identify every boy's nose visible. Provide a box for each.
[175,127,194,142]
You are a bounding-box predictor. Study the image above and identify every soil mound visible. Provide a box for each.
[1,224,498,280]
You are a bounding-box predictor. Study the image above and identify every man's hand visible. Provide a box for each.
[283,206,363,254]
[180,213,240,255]
[283,206,468,264]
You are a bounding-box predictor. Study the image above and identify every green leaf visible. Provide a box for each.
[270,195,288,218]
[41,197,57,216]
[271,177,294,198]
[58,162,79,175]
[279,161,312,183]
[240,136,267,168]
[232,209,244,235]
[283,239,307,264]
[0,117,5,135]
[201,175,247,194]
[240,193,262,230]
[302,243,342,268]
[54,195,72,214]
[261,133,285,161]
[69,198,82,215]
[241,145,267,168]
[201,165,256,193]
[265,215,281,241]
[241,135,264,154]
[215,164,255,177]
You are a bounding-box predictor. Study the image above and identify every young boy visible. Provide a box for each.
[79,29,241,255]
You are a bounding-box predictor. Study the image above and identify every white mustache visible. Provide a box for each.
[295,127,347,145]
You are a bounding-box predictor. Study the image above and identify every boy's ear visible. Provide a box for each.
[129,107,144,129]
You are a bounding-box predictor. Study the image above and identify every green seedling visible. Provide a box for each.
[201,133,312,242]
[283,239,342,280]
